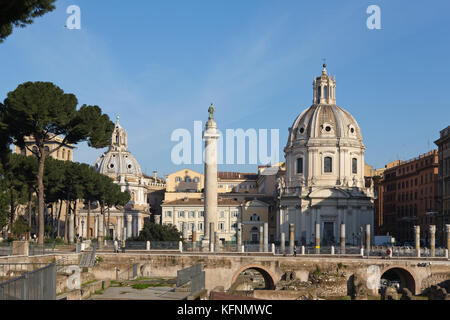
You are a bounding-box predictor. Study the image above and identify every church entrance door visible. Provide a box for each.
[323,222,334,245]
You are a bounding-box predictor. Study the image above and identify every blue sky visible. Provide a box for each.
[1,0,449,178]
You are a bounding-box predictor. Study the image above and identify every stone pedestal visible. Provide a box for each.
[12,241,29,256]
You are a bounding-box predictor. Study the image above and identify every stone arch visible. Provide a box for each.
[380,266,418,295]
[231,264,276,290]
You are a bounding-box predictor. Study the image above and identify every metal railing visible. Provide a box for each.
[0,263,56,300]
[0,243,12,256]
[149,241,179,250]
[29,243,55,256]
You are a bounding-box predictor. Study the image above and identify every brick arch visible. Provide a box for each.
[231,264,276,290]
[380,266,419,295]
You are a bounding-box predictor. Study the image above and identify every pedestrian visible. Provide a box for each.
[294,245,297,257]
[386,248,391,259]
[121,239,126,253]
[114,240,118,253]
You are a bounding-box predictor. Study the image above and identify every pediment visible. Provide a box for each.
[308,187,350,199]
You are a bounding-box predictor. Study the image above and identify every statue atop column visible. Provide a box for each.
[208,103,215,120]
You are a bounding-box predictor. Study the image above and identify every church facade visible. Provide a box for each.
[77,117,165,240]
[277,65,375,246]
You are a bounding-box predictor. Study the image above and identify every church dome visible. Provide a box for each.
[94,149,143,177]
[287,64,363,147]
[288,104,363,144]
[93,116,143,178]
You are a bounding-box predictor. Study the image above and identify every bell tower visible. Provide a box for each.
[313,63,336,105]
[111,115,128,151]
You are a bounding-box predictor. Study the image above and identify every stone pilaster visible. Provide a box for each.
[289,224,295,254]
[429,225,436,257]
[264,222,268,252]
[68,214,74,244]
[315,223,320,254]
[340,223,346,254]
[446,225,450,251]
[126,215,132,239]
[415,225,421,257]
[366,224,371,254]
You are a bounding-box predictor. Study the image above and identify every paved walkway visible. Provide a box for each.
[90,286,190,300]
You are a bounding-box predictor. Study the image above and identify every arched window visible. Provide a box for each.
[317,86,321,100]
[296,157,303,174]
[352,158,358,174]
[324,157,332,173]
[67,150,71,160]
[185,176,192,182]
[323,85,328,99]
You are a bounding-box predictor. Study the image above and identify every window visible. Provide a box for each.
[352,158,357,174]
[175,177,181,182]
[193,177,200,183]
[165,211,172,218]
[218,222,225,231]
[232,211,239,218]
[178,211,185,218]
[188,211,195,218]
[198,211,204,218]
[250,214,260,221]
[185,177,192,182]
[220,211,225,218]
[324,157,332,173]
[198,222,203,230]
[296,157,303,174]
[189,223,195,231]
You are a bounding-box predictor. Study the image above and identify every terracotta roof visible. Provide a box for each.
[162,198,241,206]
[218,172,258,180]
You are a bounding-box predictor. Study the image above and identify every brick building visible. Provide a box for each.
[435,126,450,245]
[380,151,439,244]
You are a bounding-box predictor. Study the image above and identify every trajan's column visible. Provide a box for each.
[203,104,220,242]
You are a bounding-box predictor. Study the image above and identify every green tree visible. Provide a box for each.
[0,179,9,232]
[0,0,56,43]
[2,81,114,244]
[136,221,181,242]
[11,215,30,238]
